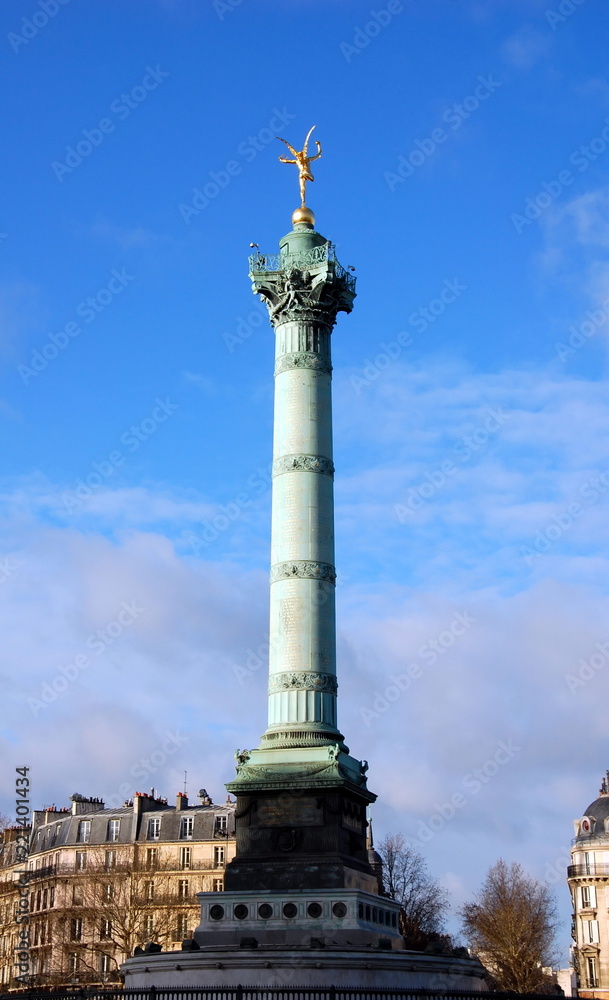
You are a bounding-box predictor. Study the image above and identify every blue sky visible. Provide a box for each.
[1,0,608,959]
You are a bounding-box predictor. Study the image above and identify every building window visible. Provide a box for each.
[99,953,112,975]
[105,849,117,870]
[146,847,158,868]
[72,885,83,906]
[214,846,225,868]
[180,815,194,839]
[583,851,594,875]
[587,956,599,988]
[585,918,600,943]
[175,913,189,941]
[144,914,154,936]
[75,851,86,871]
[145,881,154,902]
[148,817,161,840]
[213,878,224,892]
[103,883,114,902]
[42,888,48,909]
[70,917,83,941]
[68,952,79,975]
[215,814,227,833]
[179,846,191,870]
[77,820,91,843]
[107,819,120,842]
[581,885,597,908]
[49,886,55,907]
[100,918,112,940]
[178,878,189,900]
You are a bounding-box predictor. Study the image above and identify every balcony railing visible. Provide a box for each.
[249,243,356,294]
[568,863,609,877]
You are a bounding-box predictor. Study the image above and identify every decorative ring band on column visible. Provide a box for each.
[270,560,336,585]
[272,455,335,479]
[274,352,332,376]
[268,671,338,694]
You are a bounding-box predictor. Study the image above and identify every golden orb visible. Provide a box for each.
[292,205,315,227]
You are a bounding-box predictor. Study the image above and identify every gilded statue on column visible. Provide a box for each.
[276,125,322,207]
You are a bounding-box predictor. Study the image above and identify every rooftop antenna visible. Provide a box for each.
[183,770,188,796]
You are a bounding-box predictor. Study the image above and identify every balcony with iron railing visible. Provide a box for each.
[248,242,356,294]
[568,863,609,878]
[2,858,228,883]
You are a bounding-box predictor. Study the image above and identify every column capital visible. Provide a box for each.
[249,236,356,329]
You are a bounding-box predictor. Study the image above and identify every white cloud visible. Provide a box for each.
[502,26,552,71]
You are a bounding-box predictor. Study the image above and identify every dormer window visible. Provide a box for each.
[107,819,120,842]
[148,817,161,841]
[77,820,91,843]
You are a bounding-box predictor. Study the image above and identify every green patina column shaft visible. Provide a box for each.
[249,214,355,749]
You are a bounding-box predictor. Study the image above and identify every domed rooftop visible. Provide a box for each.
[576,770,609,839]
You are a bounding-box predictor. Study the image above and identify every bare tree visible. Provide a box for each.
[70,848,182,977]
[378,833,449,947]
[460,858,558,993]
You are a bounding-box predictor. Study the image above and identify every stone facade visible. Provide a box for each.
[568,771,609,997]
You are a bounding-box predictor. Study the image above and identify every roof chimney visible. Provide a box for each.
[176,793,188,810]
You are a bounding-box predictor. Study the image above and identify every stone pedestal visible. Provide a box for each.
[225,745,377,895]
[123,945,487,991]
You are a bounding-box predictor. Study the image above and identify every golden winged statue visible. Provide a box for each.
[277,125,322,207]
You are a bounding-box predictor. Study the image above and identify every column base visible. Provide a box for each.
[260,724,347,751]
